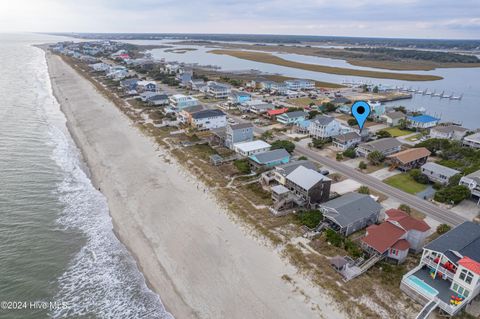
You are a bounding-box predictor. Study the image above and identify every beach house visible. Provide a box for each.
[263,160,317,186]
[320,193,383,236]
[430,125,468,141]
[400,222,480,317]
[234,140,271,157]
[381,111,406,127]
[230,91,251,104]
[387,147,431,171]
[463,133,480,149]
[284,79,315,91]
[249,149,290,170]
[459,169,480,205]
[361,209,430,264]
[206,82,231,99]
[421,162,460,185]
[408,115,440,129]
[308,115,342,140]
[225,123,254,149]
[136,80,157,92]
[332,132,362,150]
[120,78,139,92]
[190,109,227,130]
[356,138,403,158]
[243,100,275,114]
[146,94,169,106]
[169,94,199,110]
[277,111,308,125]
[271,165,331,213]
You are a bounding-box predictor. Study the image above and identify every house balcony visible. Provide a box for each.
[401,266,468,316]
[422,257,457,281]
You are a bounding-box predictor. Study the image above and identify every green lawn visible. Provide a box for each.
[384,127,412,137]
[406,133,423,142]
[384,173,428,194]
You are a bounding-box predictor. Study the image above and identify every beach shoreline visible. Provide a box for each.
[44,50,346,319]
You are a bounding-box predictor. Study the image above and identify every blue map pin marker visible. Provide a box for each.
[351,101,371,132]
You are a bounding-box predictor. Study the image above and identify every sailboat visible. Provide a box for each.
[450,93,463,100]
[432,90,443,97]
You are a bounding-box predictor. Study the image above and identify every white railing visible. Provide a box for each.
[422,258,456,280]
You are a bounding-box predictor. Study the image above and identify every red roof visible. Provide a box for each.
[458,257,480,275]
[361,222,406,254]
[267,108,289,116]
[385,209,430,232]
[392,239,410,251]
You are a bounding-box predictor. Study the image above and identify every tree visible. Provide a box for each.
[376,130,392,139]
[434,185,470,204]
[336,153,344,161]
[409,169,429,184]
[358,161,367,170]
[372,86,379,93]
[394,106,407,114]
[296,210,323,229]
[310,138,326,149]
[261,130,273,140]
[358,186,370,194]
[398,118,408,130]
[367,150,385,165]
[322,102,337,113]
[436,224,451,235]
[347,118,357,126]
[448,173,462,187]
[298,156,308,160]
[398,204,411,214]
[271,140,295,153]
[342,148,356,159]
[308,110,320,119]
[325,229,343,247]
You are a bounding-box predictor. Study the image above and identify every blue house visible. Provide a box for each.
[408,114,440,129]
[277,111,308,125]
[249,149,290,170]
[230,91,251,104]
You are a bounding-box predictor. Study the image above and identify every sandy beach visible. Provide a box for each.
[45,51,345,319]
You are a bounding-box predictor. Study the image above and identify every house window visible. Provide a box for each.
[459,269,474,285]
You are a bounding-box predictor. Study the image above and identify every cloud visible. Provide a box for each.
[0,0,479,39]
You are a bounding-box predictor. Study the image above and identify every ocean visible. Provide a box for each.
[0,33,172,319]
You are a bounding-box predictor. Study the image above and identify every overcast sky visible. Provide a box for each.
[0,0,479,39]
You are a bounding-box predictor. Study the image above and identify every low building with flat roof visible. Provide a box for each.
[233,140,271,157]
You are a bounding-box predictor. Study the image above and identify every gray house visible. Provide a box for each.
[320,192,383,236]
[459,169,480,205]
[225,123,254,149]
[285,166,331,205]
[421,162,460,185]
[356,137,402,158]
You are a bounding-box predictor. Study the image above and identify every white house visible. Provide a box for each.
[90,62,111,72]
[332,132,362,150]
[137,80,157,92]
[284,79,315,91]
[459,169,480,205]
[408,115,440,129]
[234,140,271,157]
[381,111,406,127]
[308,115,342,140]
[190,109,227,130]
[206,82,231,99]
[430,125,468,141]
[169,94,199,110]
[463,133,480,149]
[421,162,460,185]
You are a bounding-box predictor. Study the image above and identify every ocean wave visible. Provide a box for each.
[42,59,173,319]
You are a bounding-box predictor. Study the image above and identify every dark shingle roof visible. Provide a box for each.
[425,222,480,263]
[275,160,316,176]
[359,138,402,153]
[230,123,253,130]
[312,115,334,126]
[321,192,382,228]
[191,109,226,119]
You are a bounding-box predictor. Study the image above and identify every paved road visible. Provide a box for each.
[156,83,466,227]
[243,120,466,226]
[293,146,466,226]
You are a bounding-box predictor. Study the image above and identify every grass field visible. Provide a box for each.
[384,174,428,194]
[384,127,412,137]
[406,133,424,142]
[209,50,443,81]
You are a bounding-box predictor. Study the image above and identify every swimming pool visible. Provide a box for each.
[407,275,439,297]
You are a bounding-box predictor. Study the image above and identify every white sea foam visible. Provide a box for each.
[39,52,173,319]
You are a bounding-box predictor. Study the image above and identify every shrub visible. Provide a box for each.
[298,156,308,160]
[358,161,367,170]
[398,204,411,214]
[325,229,343,247]
[347,118,357,126]
[358,186,370,194]
[409,169,429,184]
[367,150,385,165]
[434,185,470,204]
[376,130,392,139]
[336,153,344,161]
[271,140,295,153]
[234,159,251,174]
[311,138,327,149]
[296,210,323,229]
[436,224,451,235]
[342,148,356,159]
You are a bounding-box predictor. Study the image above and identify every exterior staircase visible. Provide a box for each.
[342,254,384,281]
[415,299,439,319]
